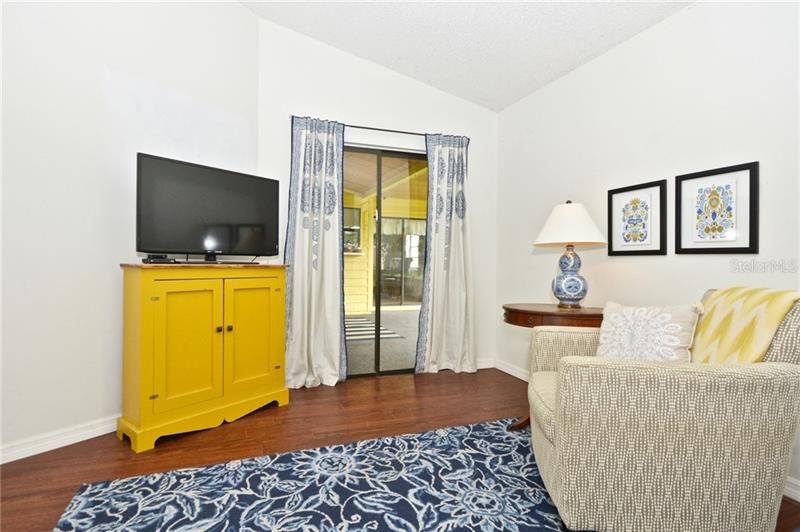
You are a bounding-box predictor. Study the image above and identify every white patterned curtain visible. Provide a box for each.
[415,134,475,373]
[285,116,346,387]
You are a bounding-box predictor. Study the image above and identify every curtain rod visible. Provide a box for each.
[345,123,427,138]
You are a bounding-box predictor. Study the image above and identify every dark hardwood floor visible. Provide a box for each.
[781,497,800,532]
[1,369,798,531]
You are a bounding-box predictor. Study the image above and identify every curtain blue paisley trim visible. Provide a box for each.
[284,119,300,333]
[285,116,347,386]
[415,134,471,373]
[414,134,437,372]
[336,131,347,382]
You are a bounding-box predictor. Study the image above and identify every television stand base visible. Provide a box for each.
[141,254,259,265]
[201,253,255,265]
[196,260,255,265]
[143,254,177,264]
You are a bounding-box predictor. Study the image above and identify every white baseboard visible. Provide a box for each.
[478,354,528,381]
[476,356,528,381]
[494,359,529,382]
[786,475,800,502]
[476,357,495,370]
[1,414,118,464]
[495,360,529,382]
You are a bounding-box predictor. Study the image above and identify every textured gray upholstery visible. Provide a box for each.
[528,302,800,531]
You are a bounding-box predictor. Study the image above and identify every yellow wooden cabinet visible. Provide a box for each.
[117,264,289,452]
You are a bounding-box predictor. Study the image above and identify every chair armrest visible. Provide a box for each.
[554,357,800,530]
[530,326,600,374]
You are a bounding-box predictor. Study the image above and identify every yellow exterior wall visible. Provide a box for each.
[343,192,371,314]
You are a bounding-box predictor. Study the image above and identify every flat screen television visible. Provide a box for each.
[137,153,279,260]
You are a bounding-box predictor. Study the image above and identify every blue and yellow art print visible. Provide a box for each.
[695,183,735,241]
[620,195,650,245]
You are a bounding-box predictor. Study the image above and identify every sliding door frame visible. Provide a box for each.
[343,146,428,377]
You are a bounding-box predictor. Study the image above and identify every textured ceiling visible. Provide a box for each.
[244,1,689,110]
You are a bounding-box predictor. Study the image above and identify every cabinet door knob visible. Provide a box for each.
[226,325,234,332]
[216,326,223,333]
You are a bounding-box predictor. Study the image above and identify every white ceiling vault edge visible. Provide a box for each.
[243,1,690,111]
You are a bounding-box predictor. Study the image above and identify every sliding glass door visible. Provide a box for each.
[342,148,428,376]
[380,218,426,306]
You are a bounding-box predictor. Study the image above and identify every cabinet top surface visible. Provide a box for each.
[502,303,603,317]
[120,263,287,269]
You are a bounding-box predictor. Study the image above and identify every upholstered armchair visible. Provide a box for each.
[527,304,800,532]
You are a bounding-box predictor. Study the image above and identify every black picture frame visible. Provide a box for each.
[675,162,759,254]
[607,179,667,256]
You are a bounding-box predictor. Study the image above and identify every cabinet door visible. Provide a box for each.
[224,277,284,399]
[153,280,224,414]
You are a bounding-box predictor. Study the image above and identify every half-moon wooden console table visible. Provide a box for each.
[503,303,603,431]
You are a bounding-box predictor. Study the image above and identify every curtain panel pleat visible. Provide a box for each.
[284,116,346,387]
[415,134,476,373]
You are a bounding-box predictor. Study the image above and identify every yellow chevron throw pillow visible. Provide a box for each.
[692,286,800,364]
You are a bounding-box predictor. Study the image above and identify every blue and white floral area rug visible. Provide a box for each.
[56,419,564,531]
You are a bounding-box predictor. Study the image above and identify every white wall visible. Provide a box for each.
[796,2,800,497]
[0,0,6,449]
[496,2,799,481]
[1,2,259,451]
[257,20,499,368]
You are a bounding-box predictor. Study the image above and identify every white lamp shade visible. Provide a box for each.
[533,201,607,248]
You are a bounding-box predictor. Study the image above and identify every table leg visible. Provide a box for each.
[507,415,530,431]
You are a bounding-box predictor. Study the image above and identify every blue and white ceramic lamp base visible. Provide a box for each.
[552,244,588,308]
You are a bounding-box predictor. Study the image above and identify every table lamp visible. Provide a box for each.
[533,200,606,308]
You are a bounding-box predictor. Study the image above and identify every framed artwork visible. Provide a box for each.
[608,179,667,255]
[675,162,758,254]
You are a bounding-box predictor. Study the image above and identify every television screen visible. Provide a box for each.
[137,153,279,257]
